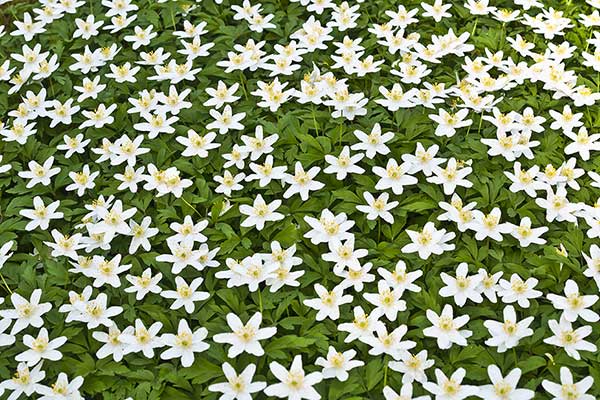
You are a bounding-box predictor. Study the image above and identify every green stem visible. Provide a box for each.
[312,105,319,136]
[471,18,478,36]
[239,72,249,101]
[383,355,388,387]
[181,197,203,218]
[170,8,176,30]
[0,273,12,295]
[258,288,263,313]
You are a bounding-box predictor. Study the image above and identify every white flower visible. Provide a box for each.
[401,222,456,260]
[497,274,542,308]
[510,217,548,247]
[66,165,99,196]
[303,209,354,245]
[204,81,240,109]
[16,328,67,366]
[38,373,84,400]
[44,230,84,260]
[477,269,503,302]
[316,347,364,382]
[439,263,483,307]
[483,305,534,352]
[429,108,472,137]
[120,319,164,358]
[564,127,600,161]
[125,268,162,300]
[377,261,423,295]
[388,350,435,384]
[177,130,220,158]
[583,244,600,290]
[0,241,14,269]
[423,304,472,349]
[423,368,479,400]
[338,306,385,343]
[504,162,547,197]
[215,170,246,197]
[206,105,246,134]
[363,280,406,321]
[402,143,444,176]
[127,216,159,254]
[322,236,367,273]
[161,277,209,313]
[427,158,473,195]
[213,312,276,358]
[356,192,398,223]
[543,318,597,360]
[265,355,323,400]
[478,366,533,400]
[239,126,278,161]
[56,133,89,158]
[542,367,594,400]
[472,207,513,241]
[324,146,364,180]
[373,159,418,195]
[421,0,452,22]
[247,155,287,187]
[18,157,60,188]
[80,104,117,129]
[240,195,284,230]
[20,197,63,231]
[76,293,123,329]
[92,324,132,362]
[359,324,416,360]
[0,289,52,335]
[535,187,580,223]
[208,362,266,400]
[383,383,431,400]
[547,279,599,323]
[160,320,209,367]
[351,123,394,158]
[123,25,157,49]
[156,239,202,274]
[90,254,131,288]
[303,284,353,321]
[283,162,325,201]
[1,362,46,399]
[338,261,375,292]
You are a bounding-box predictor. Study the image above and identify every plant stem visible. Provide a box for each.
[258,288,263,313]
[312,105,319,136]
[0,273,12,294]
[383,355,388,387]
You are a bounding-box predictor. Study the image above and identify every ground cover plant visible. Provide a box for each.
[0,0,600,398]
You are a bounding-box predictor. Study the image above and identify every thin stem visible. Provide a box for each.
[239,72,249,101]
[0,273,12,295]
[477,112,484,135]
[170,8,176,30]
[383,355,388,387]
[181,197,203,218]
[258,288,263,313]
[312,105,319,136]
[471,18,478,36]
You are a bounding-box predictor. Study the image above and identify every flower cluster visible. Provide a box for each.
[0,0,600,399]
